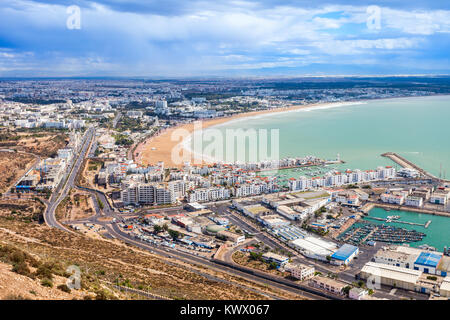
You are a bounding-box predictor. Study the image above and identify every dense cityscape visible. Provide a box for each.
[0,76,449,304]
[1,0,450,315]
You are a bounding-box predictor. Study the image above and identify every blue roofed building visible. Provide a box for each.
[331,244,359,266]
[414,252,443,274]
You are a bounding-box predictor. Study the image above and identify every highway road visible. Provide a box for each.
[112,111,122,128]
[40,127,340,300]
[65,199,332,300]
[103,223,333,300]
[43,127,96,231]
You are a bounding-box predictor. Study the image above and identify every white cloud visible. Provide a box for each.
[0,1,448,76]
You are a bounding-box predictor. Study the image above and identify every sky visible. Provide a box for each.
[0,0,449,77]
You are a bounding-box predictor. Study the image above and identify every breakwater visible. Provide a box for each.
[382,152,450,183]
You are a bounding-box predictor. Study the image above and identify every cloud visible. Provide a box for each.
[0,0,449,76]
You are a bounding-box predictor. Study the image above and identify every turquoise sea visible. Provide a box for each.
[366,208,449,251]
[205,95,450,177]
[200,95,450,250]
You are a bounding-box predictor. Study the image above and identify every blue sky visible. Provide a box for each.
[0,0,449,77]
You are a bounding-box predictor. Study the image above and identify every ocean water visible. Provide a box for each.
[200,95,450,251]
[204,95,450,177]
[366,208,450,251]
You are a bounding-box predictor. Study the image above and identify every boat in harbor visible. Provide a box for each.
[418,244,437,251]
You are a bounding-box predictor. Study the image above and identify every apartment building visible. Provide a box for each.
[284,263,315,281]
[405,196,423,207]
[430,189,449,205]
[381,193,405,205]
[188,187,230,203]
[309,276,346,295]
[121,182,175,205]
[289,166,396,191]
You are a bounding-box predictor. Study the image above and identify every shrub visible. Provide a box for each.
[268,262,278,270]
[57,284,72,293]
[9,250,26,264]
[35,265,53,280]
[12,261,32,277]
[96,270,106,276]
[41,278,53,288]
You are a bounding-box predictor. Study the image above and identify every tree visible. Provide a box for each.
[342,286,351,295]
[268,262,278,270]
[249,252,263,261]
[168,229,180,241]
[153,225,162,234]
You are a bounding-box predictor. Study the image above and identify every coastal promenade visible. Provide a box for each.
[382,152,450,183]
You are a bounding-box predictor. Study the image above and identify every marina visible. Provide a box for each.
[338,221,426,246]
[359,207,450,250]
[365,216,432,228]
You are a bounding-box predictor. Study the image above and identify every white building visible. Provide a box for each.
[360,262,423,291]
[121,182,176,205]
[289,166,396,192]
[373,248,417,269]
[430,190,449,205]
[57,148,73,160]
[290,237,337,262]
[381,193,405,205]
[188,187,230,203]
[262,252,289,267]
[155,100,169,115]
[405,196,423,207]
[349,287,369,300]
[284,263,315,281]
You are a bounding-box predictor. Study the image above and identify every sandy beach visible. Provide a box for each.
[136,102,350,168]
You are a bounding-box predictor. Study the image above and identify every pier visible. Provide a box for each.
[381,152,450,183]
[365,202,450,218]
[365,216,432,228]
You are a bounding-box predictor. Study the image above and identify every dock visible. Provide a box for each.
[366,202,450,218]
[339,221,426,245]
[381,152,449,183]
[365,216,431,228]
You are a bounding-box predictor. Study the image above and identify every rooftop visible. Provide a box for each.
[331,244,359,261]
[361,262,422,284]
[311,275,347,289]
[374,249,413,262]
[414,252,443,268]
[291,237,337,256]
[262,252,289,262]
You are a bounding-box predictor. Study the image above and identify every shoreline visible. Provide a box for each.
[136,94,450,168]
[137,101,362,168]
